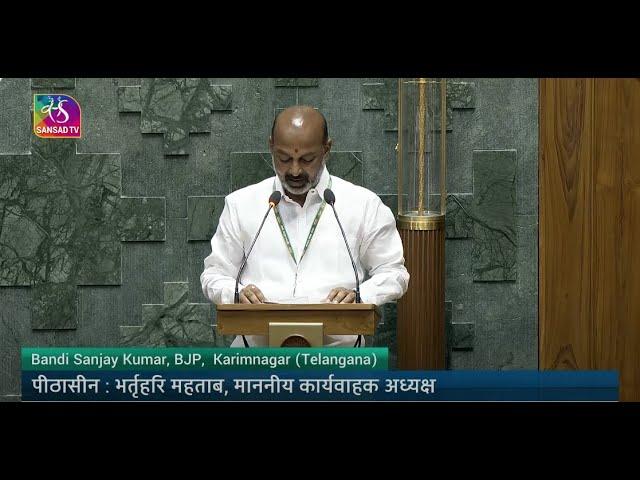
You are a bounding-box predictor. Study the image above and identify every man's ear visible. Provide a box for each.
[268,136,274,150]
[324,138,333,154]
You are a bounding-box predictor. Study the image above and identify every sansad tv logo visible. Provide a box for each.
[33,94,81,138]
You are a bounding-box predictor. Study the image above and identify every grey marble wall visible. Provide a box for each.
[0,78,538,398]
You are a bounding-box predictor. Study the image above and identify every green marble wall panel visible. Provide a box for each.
[451,79,537,216]
[162,218,189,283]
[0,78,31,154]
[119,197,166,241]
[76,77,121,154]
[0,286,78,395]
[31,78,76,89]
[373,302,397,369]
[187,196,225,241]
[31,282,77,330]
[361,79,476,133]
[472,149,517,282]
[361,82,386,110]
[121,241,166,328]
[120,78,233,155]
[117,86,142,112]
[450,322,475,350]
[231,152,273,191]
[446,193,474,239]
[0,141,122,287]
[327,151,363,186]
[120,281,214,346]
[77,285,125,346]
[362,79,394,127]
[275,78,319,88]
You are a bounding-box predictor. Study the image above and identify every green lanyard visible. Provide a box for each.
[273,177,332,265]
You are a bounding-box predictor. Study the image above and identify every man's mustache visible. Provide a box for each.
[285,174,309,183]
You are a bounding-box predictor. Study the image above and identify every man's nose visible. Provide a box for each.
[289,160,303,176]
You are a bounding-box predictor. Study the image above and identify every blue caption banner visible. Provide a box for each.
[22,370,618,401]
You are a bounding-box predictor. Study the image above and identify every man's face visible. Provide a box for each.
[271,143,327,194]
[269,113,331,195]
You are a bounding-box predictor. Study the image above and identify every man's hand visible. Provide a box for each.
[325,287,356,304]
[239,284,267,304]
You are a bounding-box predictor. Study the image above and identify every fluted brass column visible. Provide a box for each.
[396,78,447,370]
[397,220,445,369]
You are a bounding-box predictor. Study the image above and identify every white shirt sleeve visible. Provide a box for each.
[358,197,410,305]
[200,197,245,304]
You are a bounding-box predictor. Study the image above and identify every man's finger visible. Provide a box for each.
[239,291,251,304]
[254,287,266,303]
[340,291,356,304]
[245,285,265,303]
[246,290,262,304]
[332,289,348,303]
[326,288,338,301]
[241,287,257,304]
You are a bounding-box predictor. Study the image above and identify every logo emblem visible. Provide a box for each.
[33,94,81,138]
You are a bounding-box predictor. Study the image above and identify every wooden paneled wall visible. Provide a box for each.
[540,78,640,401]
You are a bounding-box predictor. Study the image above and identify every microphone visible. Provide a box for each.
[234,190,281,303]
[323,188,361,303]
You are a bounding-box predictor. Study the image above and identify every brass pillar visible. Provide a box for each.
[396,78,447,370]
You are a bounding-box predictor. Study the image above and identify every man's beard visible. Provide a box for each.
[273,159,324,195]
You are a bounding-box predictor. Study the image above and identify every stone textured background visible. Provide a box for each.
[0,78,538,398]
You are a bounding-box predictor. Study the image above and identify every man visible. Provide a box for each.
[200,105,409,347]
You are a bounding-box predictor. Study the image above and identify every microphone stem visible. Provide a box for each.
[234,204,274,303]
[330,205,361,303]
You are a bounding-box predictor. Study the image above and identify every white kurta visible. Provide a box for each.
[200,166,410,347]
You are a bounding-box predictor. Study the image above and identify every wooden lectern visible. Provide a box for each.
[216,304,380,347]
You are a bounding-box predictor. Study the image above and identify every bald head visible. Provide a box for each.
[271,105,328,145]
[268,105,332,199]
